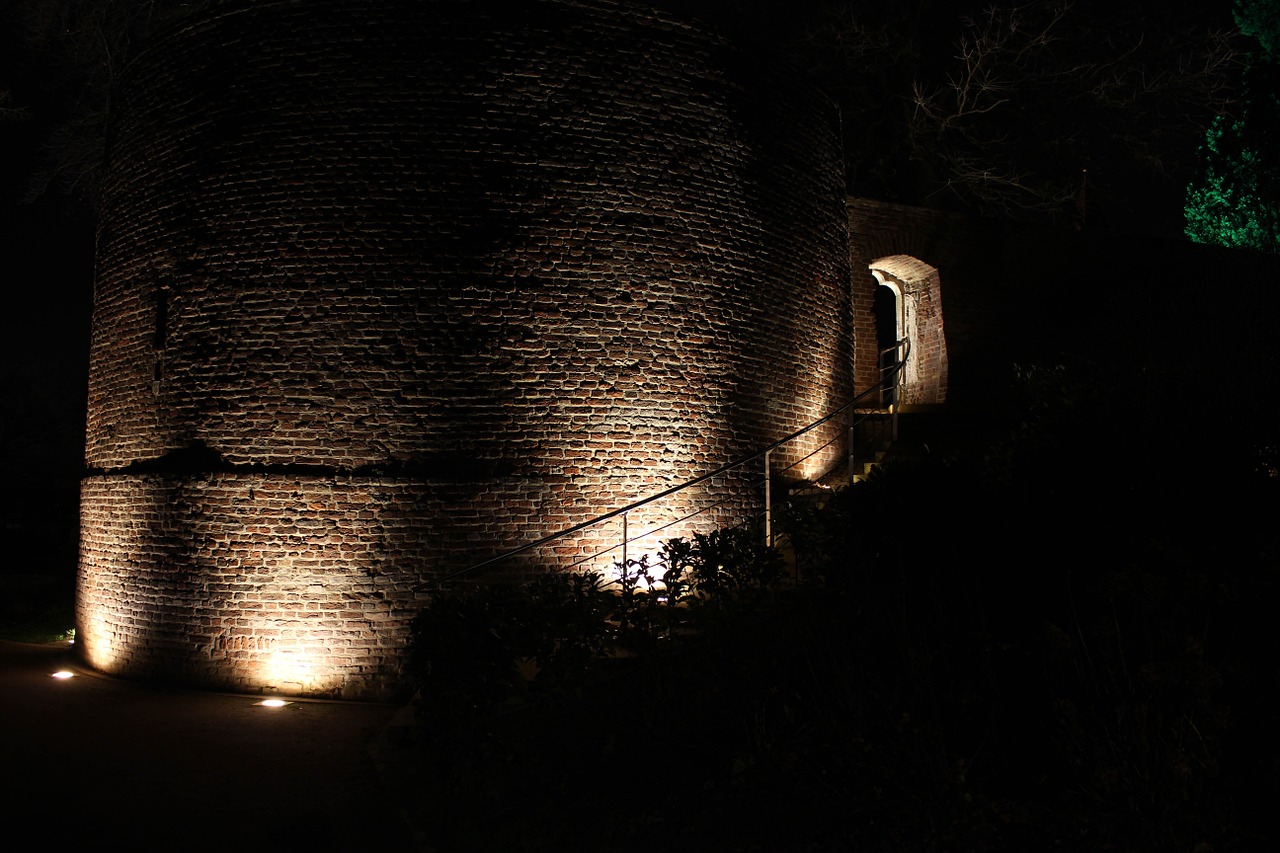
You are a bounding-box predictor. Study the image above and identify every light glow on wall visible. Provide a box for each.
[251,623,350,696]
[793,382,842,482]
[77,0,854,701]
[794,441,842,483]
[262,647,318,693]
[78,610,120,674]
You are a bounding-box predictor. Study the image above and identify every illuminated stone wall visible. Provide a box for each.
[848,198,961,404]
[79,0,853,698]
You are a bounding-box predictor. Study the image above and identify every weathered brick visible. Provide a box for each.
[78,0,854,699]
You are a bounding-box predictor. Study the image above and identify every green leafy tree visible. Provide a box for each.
[1185,0,1280,252]
[1235,0,1280,55]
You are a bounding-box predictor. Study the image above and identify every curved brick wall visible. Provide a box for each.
[79,0,853,698]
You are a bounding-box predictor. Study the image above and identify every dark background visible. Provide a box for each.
[0,0,1253,575]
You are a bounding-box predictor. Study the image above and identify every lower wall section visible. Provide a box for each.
[75,468,762,699]
[78,475,421,699]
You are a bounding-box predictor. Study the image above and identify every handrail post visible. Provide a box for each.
[891,338,904,441]
[848,416,856,484]
[764,448,772,548]
[621,510,628,571]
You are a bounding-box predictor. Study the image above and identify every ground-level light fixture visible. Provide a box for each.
[50,670,75,679]
[255,699,293,708]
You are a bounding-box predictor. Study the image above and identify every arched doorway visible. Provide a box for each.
[873,278,902,407]
[868,256,948,406]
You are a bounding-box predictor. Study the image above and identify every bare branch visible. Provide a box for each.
[0,92,32,124]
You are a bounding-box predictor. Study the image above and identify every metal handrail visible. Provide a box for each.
[429,337,910,587]
[879,341,903,409]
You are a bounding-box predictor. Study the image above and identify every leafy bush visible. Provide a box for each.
[408,523,790,724]
[407,570,614,725]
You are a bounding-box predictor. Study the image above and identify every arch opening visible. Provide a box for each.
[872,279,902,407]
[869,256,948,406]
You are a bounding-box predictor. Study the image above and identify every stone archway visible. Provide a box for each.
[868,255,948,406]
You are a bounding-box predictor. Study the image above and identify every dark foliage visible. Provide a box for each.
[0,572,75,642]
[400,361,1278,851]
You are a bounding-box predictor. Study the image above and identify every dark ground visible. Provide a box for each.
[0,639,424,850]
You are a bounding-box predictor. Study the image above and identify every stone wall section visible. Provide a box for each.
[848,198,968,400]
[868,255,948,405]
[80,0,853,698]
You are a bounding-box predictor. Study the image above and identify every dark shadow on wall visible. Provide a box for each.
[717,41,854,475]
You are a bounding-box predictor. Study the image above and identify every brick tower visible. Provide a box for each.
[77,0,853,698]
